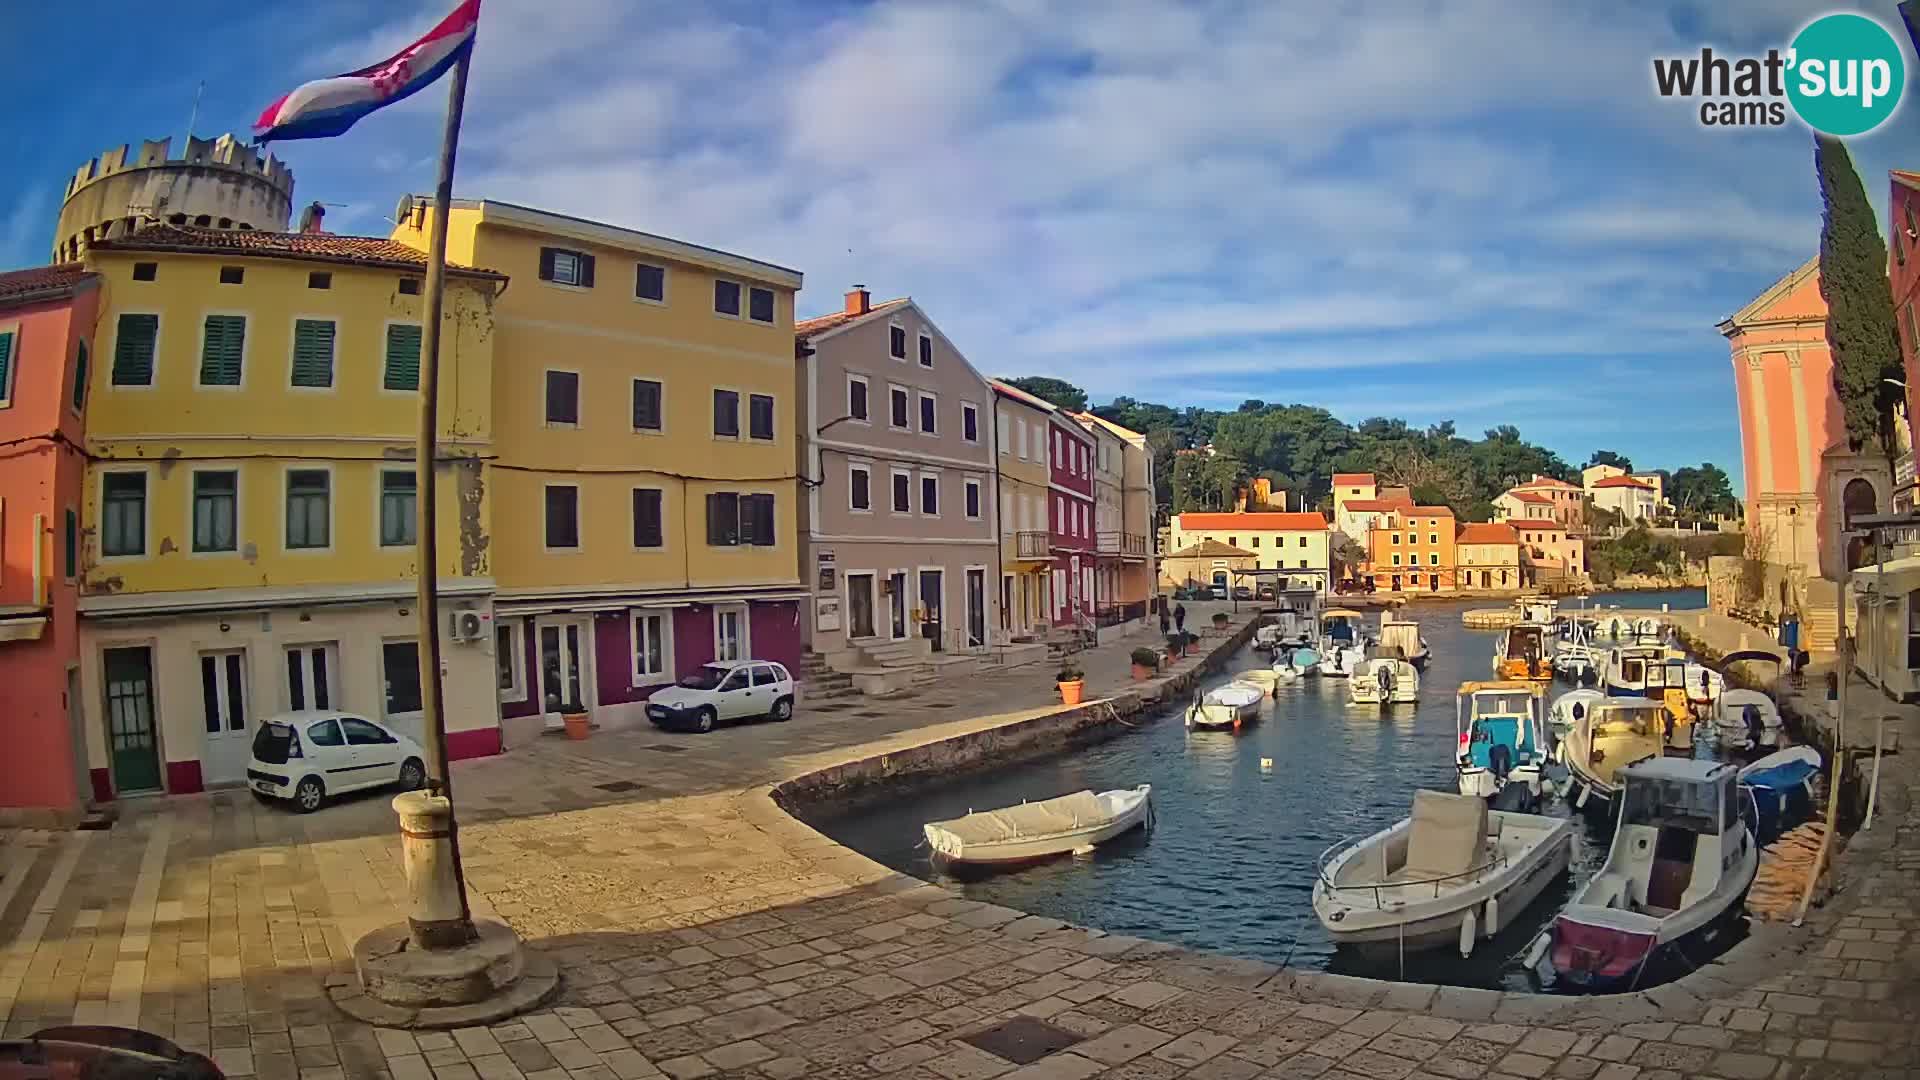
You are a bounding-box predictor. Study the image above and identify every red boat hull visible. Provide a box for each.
[1550,915,1657,989]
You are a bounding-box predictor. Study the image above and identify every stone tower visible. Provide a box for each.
[54,134,295,261]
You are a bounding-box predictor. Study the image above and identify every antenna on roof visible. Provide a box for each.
[184,80,204,147]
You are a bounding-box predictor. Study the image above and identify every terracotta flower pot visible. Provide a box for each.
[1130,663,1152,682]
[1058,680,1085,705]
[563,711,591,740]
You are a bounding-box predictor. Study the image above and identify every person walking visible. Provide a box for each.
[1174,603,1187,634]
[1158,602,1171,637]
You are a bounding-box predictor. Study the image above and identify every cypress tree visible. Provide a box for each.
[1816,135,1903,455]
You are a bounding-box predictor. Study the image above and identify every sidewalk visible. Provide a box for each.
[2,600,1916,1079]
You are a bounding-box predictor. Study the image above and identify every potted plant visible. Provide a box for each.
[1056,660,1086,705]
[1165,633,1184,663]
[1130,647,1159,681]
[560,698,591,741]
[1212,610,1231,632]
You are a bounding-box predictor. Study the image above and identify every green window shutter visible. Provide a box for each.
[71,339,88,412]
[198,315,246,386]
[111,314,157,386]
[384,324,422,391]
[291,319,335,387]
[0,331,14,402]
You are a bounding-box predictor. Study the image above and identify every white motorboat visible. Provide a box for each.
[1553,645,1598,686]
[1633,616,1667,643]
[1456,681,1550,810]
[1558,697,1671,814]
[924,785,1153,866]
[1537,759,1756,989]
[1235,665,1296,692]
[1683,663,1724,704]
[1516,597,1558,626]
[1600,644,1665,696]
[1548,689,1606,740]
[1714,689,1784,751]
[1493,623,1552,682]
[1350,655,1419,706]
[1317,610,1367,676]
[1270,658,1303,689]
[1187,682,1264,730]
[1378,614,1431,669]
[1252,624,1285,653]
[1315,790,1573,956]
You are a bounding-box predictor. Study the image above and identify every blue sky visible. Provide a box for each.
[5,1,1919,487]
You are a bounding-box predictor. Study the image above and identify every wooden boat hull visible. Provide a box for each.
[925,786,1153,866]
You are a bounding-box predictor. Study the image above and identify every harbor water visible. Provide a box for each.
[805,589,1734,991]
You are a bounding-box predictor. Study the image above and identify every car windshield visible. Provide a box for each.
[677,665,729,690]
[252,722,295,764]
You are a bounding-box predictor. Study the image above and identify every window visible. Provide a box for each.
[1227,536,1236,546]
[632,378,663,431]
[1053,430,1062,464]
[1054,499,1063,532]
[286,643,337,710]
[749,393,774,440]
[1299,559,1309,569]
[632,488,663,547]
[218,266,244,285]
[132,262,157,281]
[997,412,1009,454]
[635,263,666,303]
[381,643,422,717]
[713,389,740,437]
[965,478,982,520]
[199,651,247,735]
[291,319,335,387]
[632,609,670,681]
[962,403,979,443]
[71,338,88,413]
[714,605,748,662]
[380,470,416,547]
[921,475,940,516]
[0,329,13,408]
[1390,533,1400,545]
[706,492,775,546]
[1392,553,1402,566]
[399,277,421,295]
[918,393,937,435]
[63,508,76,579]
[1252,537,1261,548]
[307,271,331,290]
[192,471,238,553]
[1429,552,1440,565]
[748,286,775,324]
[892,471,911,513]
[198,314,246,386]
[384,324,422,391]
[1298,536,1308,547]
[307,719,344,747]
[918,333,933,367]
[889,325,907,359]
[889,386,909,429]
[545,486,580,549]
[496,621,525,702]
[848,375,869,422]
[286,470,330,549]
[850,465,872,511]
[1428,533,1438,545]
[540,247,594,287]
[102,472,146,556]
[714,279,742,317]
[545,370,579,425]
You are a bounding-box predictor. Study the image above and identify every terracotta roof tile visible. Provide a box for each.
[1176,511,1328,531]
[0,263,94,305]
[1512,476,1579,490]
[794,297,910,339]
[1592,475,1654,490]
[1410,505,1455,517]
[1505,491,1552,503]
[1340,498,1410,513]
[1505,518,1565,530]
[92,225,504,280]
[1457,522,1519,545]
[1332,472,1375,485]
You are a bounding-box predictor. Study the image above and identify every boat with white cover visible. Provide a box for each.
[1186,682,1264,730]
[1378,614,1431,669]
[1537,759,1756,989]
[1314,789,1573,956]
[924,785,1153,866]
[1558,697,1671,815]
[1316,610,1368,677]
[1709,650,1787,751]
[1350,653,1419,706]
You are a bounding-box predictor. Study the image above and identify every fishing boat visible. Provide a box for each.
[1548,689,1606,740]
[1536,759,1756,990]
[1378,613,1431,669]
[924,785,1153,866]
[1350,652,1419,706]
[1554,645,1598,686]
[1287,647,1320,678]
[1314,790,1573,956]
[1516,597,1558,626]
[1252,624,1285,654]
[1683,663,1724,705]
[1455,681,1551,810]
[1558,697,1670,814]
[1186,682,1265,731]
[1263,605,1318,651]
[1711,650,1787,752]
[1600,644,1665,696]
[1317,610,1368,677]
[1492,622,1552,681]
[1739,745,1821,845]
[1632,616,1667,643]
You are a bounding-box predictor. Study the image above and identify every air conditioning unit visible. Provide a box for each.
[448,609,486,643]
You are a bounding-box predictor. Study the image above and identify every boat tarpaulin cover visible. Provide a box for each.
[930,791,1109,845]
[1403,790,1488,879]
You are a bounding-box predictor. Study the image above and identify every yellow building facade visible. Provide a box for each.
[75,226,504,798]
[992,384,1055,636]
[391,200,807,738]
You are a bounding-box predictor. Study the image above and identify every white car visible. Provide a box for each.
[645,660,796,733]
[247,710,427,812]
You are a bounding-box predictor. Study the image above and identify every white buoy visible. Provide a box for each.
[1483,896,1499,936]
[1259,757,1274,771]
[1458,909,1477,956]
[1575,783,1590,809]
[1523,932,1551,969]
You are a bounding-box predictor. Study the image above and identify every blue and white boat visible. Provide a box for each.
[1740,745,1821,845]
[1455,681,1550,811]
[1601,644,1666,697]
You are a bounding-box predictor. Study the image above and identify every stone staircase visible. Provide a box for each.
[811,636,998,697]
[795,652,860,704]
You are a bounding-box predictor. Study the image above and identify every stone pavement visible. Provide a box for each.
[2,601,1917,1080]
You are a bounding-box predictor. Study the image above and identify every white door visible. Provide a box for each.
[301,716,349,786]
[534,618,594,714]
[715,665,757,720]
[285,643,340,711]
[198,650,250,786]
[341,716,406,790]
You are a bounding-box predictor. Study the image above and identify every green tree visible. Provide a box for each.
[1669,463,1736,514]
[1586,449,1633,471]
[1001,376,1088,412]
[1815,135,1904,456]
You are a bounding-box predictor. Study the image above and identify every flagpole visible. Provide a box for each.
[411,44,476,947]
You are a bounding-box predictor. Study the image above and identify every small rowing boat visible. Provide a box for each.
[924,785,1153,866]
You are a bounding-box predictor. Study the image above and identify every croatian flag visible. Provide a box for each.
[254,0,480,144]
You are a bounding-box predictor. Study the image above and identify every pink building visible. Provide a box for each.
[1893,170,1920,509]
[0,265,98,820]
[1497,475,1583,529]
[1507,519,1585,583]
[1048,412,1097,625]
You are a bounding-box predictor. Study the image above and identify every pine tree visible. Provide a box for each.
[1816,135,1903,455]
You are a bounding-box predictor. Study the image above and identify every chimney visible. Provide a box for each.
[845,285,870,315]
[298,201,326,234]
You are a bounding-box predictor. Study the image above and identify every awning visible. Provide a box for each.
[0,610,48,643]
[494,588,811,616]
[1852,555,1920,597]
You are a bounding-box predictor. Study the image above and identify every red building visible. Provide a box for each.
[1893,169,1920,508]
[0,265,98,821]
[1047,413,1097,625]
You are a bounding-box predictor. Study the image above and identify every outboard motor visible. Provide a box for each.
[1489,742,1513,782]
[1743,703,1763,748]
[1376,665,1394,696]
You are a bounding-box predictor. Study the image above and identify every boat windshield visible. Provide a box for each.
[1592,705,1657,737]
[1505,627,1543,658]
[1471,692,1533,719]
[1621,776,1733,834]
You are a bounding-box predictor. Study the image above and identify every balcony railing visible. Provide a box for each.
[1096,531,1149,557]
[1015,530,1050,559]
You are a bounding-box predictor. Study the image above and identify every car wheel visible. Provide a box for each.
[294,776,326,813]
[398,757,426,792]
[770,696,794,722]
[694,707,716,734]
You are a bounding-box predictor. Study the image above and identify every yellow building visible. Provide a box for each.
[992,382,1055,636]
[76,226,504,798]
[391,199,807,739]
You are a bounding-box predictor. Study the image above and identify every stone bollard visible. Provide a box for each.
[393,791,472,949]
